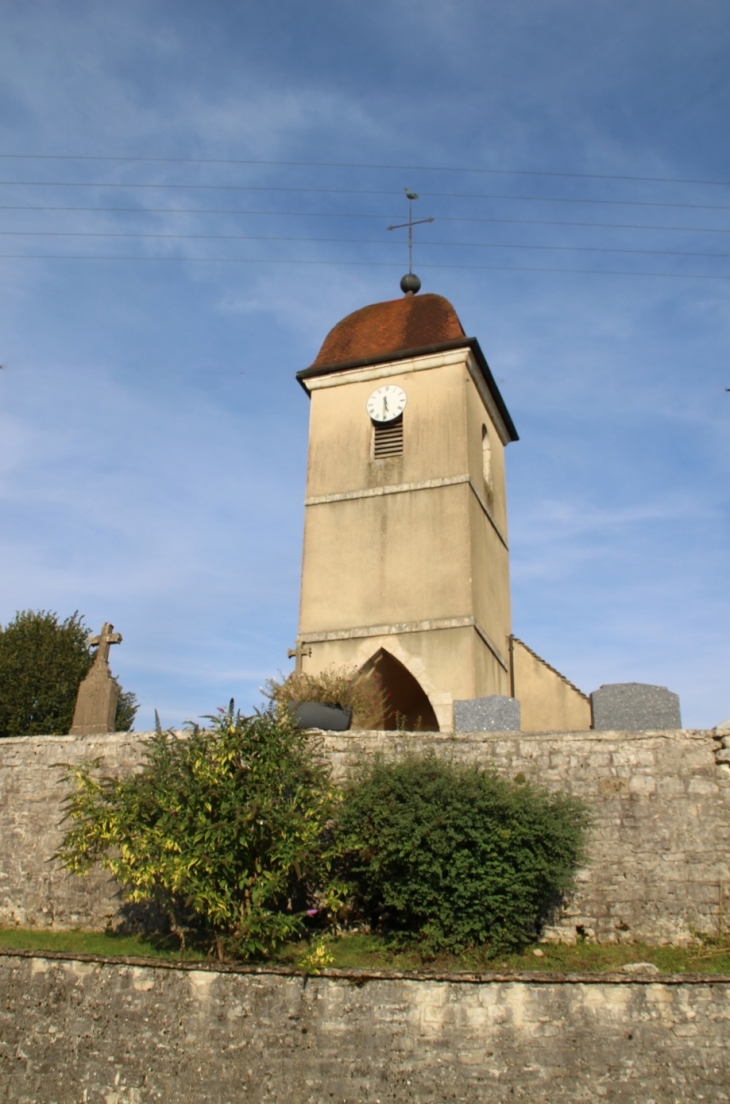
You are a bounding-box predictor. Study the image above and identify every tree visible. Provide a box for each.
[0,609,138,738]
[115,690,139,732]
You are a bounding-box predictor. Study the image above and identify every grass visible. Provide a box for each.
[1,927,730,974]
[281,932,730,974]
[0,927,205,961]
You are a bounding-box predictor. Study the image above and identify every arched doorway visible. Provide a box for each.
[357,648,439,731]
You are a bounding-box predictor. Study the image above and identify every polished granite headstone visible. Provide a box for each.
[590,683,681,731]
[453,695,521,732]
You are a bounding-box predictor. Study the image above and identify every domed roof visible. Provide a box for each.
[311,293,466,370]
[297,289,519,443]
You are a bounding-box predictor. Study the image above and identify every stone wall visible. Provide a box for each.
[0,733,145,929]
[1,728,729,943]
[1,951,729,1103]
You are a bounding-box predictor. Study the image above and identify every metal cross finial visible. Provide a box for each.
[89,622,122,666]
[387,187,435,276]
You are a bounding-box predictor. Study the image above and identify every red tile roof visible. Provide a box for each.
[312,293,466,369]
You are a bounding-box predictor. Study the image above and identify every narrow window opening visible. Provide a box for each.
[481,424,492,487]
[373,415,403,459]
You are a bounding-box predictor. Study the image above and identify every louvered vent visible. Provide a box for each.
[372,416,404,459]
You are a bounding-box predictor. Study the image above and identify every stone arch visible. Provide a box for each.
[356,647,440,731]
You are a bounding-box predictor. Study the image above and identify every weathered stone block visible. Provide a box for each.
[453,695,520,732]
[628,774,656,795]
[590,683,681,731]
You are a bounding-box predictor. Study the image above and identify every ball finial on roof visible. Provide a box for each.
[400,272,421,296]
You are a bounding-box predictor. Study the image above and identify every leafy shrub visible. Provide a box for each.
[337,752,588,954]
[265,665,384,729]
[0,609,138,737]
[60,705,340,959]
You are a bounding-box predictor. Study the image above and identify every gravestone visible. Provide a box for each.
[453,695,521,732]
[590,683,681,731]
[69,623,122,736]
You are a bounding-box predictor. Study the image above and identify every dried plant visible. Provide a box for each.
[265,666,385,730]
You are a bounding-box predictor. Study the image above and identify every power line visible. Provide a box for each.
[1,180,730,211]
[2,229,729,261]
[1,253,728,280]
[1,203,728,235]
[1,152,729,189]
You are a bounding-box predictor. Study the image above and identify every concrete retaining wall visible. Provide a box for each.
[1,951,729,1103]
[1,728,729,943]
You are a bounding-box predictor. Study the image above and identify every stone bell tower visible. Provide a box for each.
[293,276,518,732]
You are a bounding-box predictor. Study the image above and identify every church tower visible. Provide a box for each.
[294,279,518,732]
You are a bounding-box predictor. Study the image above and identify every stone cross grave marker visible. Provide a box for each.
[69,622,123,736]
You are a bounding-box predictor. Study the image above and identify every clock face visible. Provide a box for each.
[366,384,407,423]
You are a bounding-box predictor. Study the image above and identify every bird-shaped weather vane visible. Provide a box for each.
[388,188,435,295]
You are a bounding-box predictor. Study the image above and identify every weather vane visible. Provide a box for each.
[388,188,434,295]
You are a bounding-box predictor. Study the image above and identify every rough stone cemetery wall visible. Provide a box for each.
[1,951,729,1103]
[1,728,729,942]
[0,733,145,930]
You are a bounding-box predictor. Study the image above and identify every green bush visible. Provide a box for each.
[0,609,137,737]
[337,753,588,954]
[60,709,589,961]
[60,705,341,959]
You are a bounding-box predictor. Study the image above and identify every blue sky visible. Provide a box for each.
[0,0,728,730]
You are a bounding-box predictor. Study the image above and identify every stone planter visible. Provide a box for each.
[290,701,352,731]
